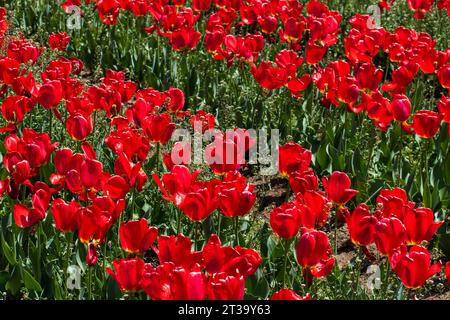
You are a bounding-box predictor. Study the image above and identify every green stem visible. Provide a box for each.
[282,239,290,288]
[234,216,239,246]
[65,233,73,299]
[87,266,92,300]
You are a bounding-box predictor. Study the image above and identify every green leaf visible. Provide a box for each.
[1,234,16,266]
[22,268,43,293]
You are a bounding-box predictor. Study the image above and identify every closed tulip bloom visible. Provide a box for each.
[346,204,378,247]
[322,171,358,206]
[218,171,256,218]
[296,230,335,278]
[37,80,63,109]
[413,110,442,138]
[375,217,407,256]
[107,257,145,292]
[155,234,202,269]
[271,289,311,300]
[391,94,411,122]
[270,202,302,239]
[296,190,329,229]
[206,272,245,300]
[65,112,93,141]
[51,198,81,233]
[178,182,219,221]
[390,245,442,288]
[119,218,158,254]
[403,207,443,245]
[437,64,450,91]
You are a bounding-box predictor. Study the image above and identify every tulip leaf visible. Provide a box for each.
[1,234,16,266]
[22,268,43,293]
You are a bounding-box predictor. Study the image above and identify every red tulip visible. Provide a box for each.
[51,198,81,233]
[190,110,215,133]
[375,187,413,220]
[413,110,442,138]
[346,204,378,247]
[278,142,312,177]
[206,272,245,300]
[164,87,185,113]
[107,257,145,292]
[218,171,256,218]
[142,113,175,144]
[170,27,201,52]
[390,245,442,288]
[155,234,202,269]
[37,80,63,109]
[119,218,158,254]
[296,230,335,278]
[403,207,443,245]
[97,0,121,25]
[437,95,450,124]
[322,171,358,206]
[202,235,262,278]
[271,289,311,300]
[407,0,434,19]
[77,206,113,245]
[13,185,52,228]
[445,262,450,285]
[86,242,98,266]
[391,95,411,122]
[5,128,57,168]
[295,190,329,229]
[179,183,219,221]
[438,64,450,92]
[375,217,406,256]
[48,32,70,51]
[289,169,318,194]
[141,262,206,300]
[270,202,302,239]
[65,112,93,141]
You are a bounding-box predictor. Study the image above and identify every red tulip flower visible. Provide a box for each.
[48,32,70,51]
[202,235,262,278]
[51,198,81,233]
[270,202,302,239]
[346,204,378,247]
[413,110,442,138]
[403,207,443,245]
[142,112,175,144]
[278,142,312,177]
[375,187,413,220]
[65,112,93,141]
[322,171,358,206]
[445,262,450,285]
[119,218,158,254]
[170,27,201,52]
[296,230,335,279]
[179,183,219,221]
[375,217,407,256]
[391,94,411,122]
[206,272,245,300]
[295,190,329,229]
[437,64,450,92]
[37,80,63,109]
[218,171,256,218]
[13,184,52,228]
[107,257,145,292]
[155,234,202,269]
[271,289,311,300]
[77,206,113,245]
[390,245,442,288]
[97,0,121,25]
[289,169,318,194]
[141,262,206,300]
[407,0,434,19]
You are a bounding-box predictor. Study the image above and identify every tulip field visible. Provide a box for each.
[0,0,449,301]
